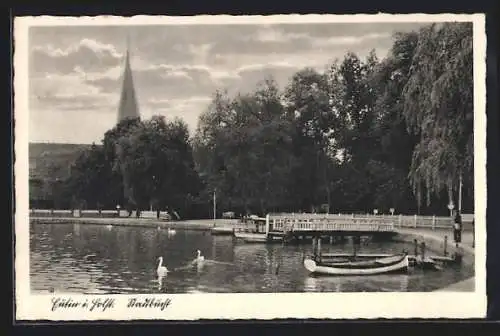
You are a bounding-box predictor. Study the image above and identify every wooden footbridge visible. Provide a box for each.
[263,213,397,241]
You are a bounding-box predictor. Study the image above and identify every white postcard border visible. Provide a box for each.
[14,13,487,320]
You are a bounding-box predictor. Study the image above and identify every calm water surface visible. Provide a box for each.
[30,223,474,293]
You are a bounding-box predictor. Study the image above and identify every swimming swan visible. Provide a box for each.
[167,228,176,235]
[196,249,205,262]
[191,250,205,267]
[157,257,169,277]
[190,250,205,272]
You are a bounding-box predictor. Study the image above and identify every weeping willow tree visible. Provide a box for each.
[402,22,473,210]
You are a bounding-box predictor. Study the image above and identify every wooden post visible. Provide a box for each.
[444,236,448,256]
[213,189,217,227]
[420,242,426,260]
[453,243,463,264]
[317,237,322,262]
[265,214,270,239]
[414,214,417,228]
[398,214,402,227]
[330,236,333,244]
[413,239,418,257]
[432,215,436,230]
[458,172,463,214]
[312,237,317,258]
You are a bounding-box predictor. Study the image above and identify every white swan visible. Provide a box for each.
[196,249,205,262]
[190,250,205,272]
[157,257,169,277]
[191,249,205,265]
[167,228,176,235]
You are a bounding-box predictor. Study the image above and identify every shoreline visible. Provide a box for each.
[392,228,475,293]
[393,228,475,267]
[29,216,234,231]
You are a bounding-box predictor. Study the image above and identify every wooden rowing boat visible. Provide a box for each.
[233,231,284,243]
[303,253,409,276]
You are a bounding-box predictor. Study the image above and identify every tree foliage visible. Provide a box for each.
[401,23,473,207]
[193,79,296,215]
[67,116,201,217]
[64,22,474,217]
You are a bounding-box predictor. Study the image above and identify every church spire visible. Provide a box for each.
[117,34,140,123]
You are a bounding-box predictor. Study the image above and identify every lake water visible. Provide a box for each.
[29,223,474,293]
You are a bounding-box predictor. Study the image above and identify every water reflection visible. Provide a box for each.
[304,274,410,292]
[30,223,474,293]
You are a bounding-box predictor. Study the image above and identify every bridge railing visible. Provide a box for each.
[267,213,474,231]
[395,215,460,229]
[268,214,396,232]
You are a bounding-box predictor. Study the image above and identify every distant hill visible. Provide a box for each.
[29,142,93,181]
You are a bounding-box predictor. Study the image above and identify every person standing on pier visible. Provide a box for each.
[453,211,462,243]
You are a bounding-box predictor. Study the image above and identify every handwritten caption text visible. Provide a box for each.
[51,297,172,312]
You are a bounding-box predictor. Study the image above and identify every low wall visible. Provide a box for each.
[29,216,237,231]
[30,209,171,219]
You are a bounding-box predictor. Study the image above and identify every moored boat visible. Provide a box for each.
[303,253,409,276]
[234,231,268,243]
[210,226,235,236]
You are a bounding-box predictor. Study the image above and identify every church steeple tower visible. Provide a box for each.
[117,34,140,123]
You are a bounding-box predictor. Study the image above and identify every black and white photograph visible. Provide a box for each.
[14,14,487,320]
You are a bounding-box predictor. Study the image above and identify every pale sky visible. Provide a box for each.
[28,22,428,144]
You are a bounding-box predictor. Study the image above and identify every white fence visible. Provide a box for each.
[268,213,474,231]
[269,214,395,232]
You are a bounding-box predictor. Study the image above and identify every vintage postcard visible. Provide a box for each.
[14,14,487,321]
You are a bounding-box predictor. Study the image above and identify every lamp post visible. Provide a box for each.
[116,204,121,217]
[213,189,217,227]
[458,172,463,214]
[373,209,378,216]
[151,175,156,212]
[389,208,395,216]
